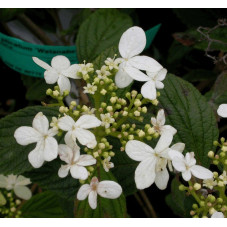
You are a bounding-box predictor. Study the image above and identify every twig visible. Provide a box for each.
[139,190,157,218]
[17,13,54,45]
[134,192,150,217]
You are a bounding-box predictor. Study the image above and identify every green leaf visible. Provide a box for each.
[183,69,216,82]
[21,191,65,218]
[74,167,127,218]
[0,105,59,175]
[165,178,195,217]
[24,159,79,201]
[76,8,133,62]
[159,74,219,167]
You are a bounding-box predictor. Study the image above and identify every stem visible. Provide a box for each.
[139,190,157,218]
[134,193,150,217]
[188,181,201,204]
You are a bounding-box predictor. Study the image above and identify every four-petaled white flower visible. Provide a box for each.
[219,170,227,184]
[33,55,80,94]
[0,174,32,200]
[151,109,177,135]
[14,112,58,168]
[217,104,227,118]
[58,115,101,149]
[211,211,224,218]
[172,152,213,181]
[115,27,165,97]
[83,83,97,95]
[100,113,115,128]
[77,177,122,209]
[58,137,96,180]
[125,132,183,190]
[103,157,114,172]
[203,178,217,189]
[96,65,111,79]
[105,57,121,70]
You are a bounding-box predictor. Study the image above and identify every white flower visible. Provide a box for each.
[100,113,115,128]
[14,112,58,168]
[217,104,227,118]
[78,62,94,76]
[77,177,122,209]
[114,27,164,94]
[125,132,183,190]
[219,171,227,184]
[211,212,224,218]
[58,115,101,149]
[81,107,96,116]
[50,116,59,131]
[58,137,96,180]
[203,178,217,189]
[0,175,32,200]
[103,157,114,172]
[83,83,97,94]
[105,57,121,70]
[32,55,80,94]
[172,152,213,181]
[151,109,177,135]
[96,66,111,79]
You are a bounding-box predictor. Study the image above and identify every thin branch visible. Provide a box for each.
[139,190,157,218]
[134,192,150,217]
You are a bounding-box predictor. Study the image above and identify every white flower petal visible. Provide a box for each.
[171,143,185,153]
[115,66,133,88]
[51,55,70,70]
[15,176,31,186]
[58,115,75,131]
[75,115,101,129]
[58,144,73,163]
[190,165,213,180]
[97,181,122,199]
[185,152,196,166]
[32,57,51,70]
[88,190,97,209]
[156,68,167,81]
[62,64,81,79]
[141,80,157,100]
[32,112,49,135]
[58,165,70,178]
[156,109,165,126]
[167,148,184,160]
[77,155,96,166]
[64,132,78,149]
[217,104,227,118]
[172,156,186,172]
[211,212,224,218]
[155,168,169,190]
[43,137,58,162]
[14,186,32,200]
[28,141,45,168]
[44,68,59,84]
[125,140,154,161]
[161,125,177,135]
[70,165,88,180]
[155,131,173,153]
[58,75,71,94]
[119,26,146,59]
[124,66,149,82]
[129,56,163,72]
[75,128,97,149]
[182,170,192,181]
[14,126,41,146]
[0,175,8,188]
[77,184,91,200]
[135,157,157,189]
[155,81,164,89]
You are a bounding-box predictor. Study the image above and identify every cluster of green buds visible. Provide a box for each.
[0,190,22,218]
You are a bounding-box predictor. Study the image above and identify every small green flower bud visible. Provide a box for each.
[53,90,59,97]
[209,208,216,215]
[105,128,111,134]
[125,92,131,99]
[179,184,187,191]
[16,200,21,205]
[146,136,152,141]
[102,152,109,158]
[73,110,80,116]
[208,151,214,158]
[93,152,99,158]
[115,104,121,109]
[134,99,142,107]
[10,207,16,213]
[98,143,105,150]
[100,89,107,95]
[153,132,159,138]
[110,97,117,104]
[220,137,225,143]
[221,145,227,152]
[193,183,201,191]
[220,152,225,157]
[193,215,199,218]
[213,141,219,146]
[217,198,223,204]
[192,204,198,209]
[218,181,224,187]
[46,88,52,95]
[109,151,115,157]
[106,106,113,112]
[202,216,208,218]
[213,160,219,165]
[200,201,205,207]
[134,111,140,117]
[142,106,147,113]
[63,90,69,96]
[131,90,138,98]
[122,111,128,116]
[59,106,65,113]
[138,130,145,137]
[128,135,134,140]
[190,210,195,216]
[151,99,159,106]
[148,127,155,135]
[101,102,107,108]
[213,172,218,178]
[79,179,85,184]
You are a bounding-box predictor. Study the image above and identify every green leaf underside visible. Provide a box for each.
[21,191,65,218]
[76,8,133,63]
[74,166,127,218]
[0,106,59,175]
[159,74,219,167]
[165,178,195,217]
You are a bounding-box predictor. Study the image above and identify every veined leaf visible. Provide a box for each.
[159,74,219,167]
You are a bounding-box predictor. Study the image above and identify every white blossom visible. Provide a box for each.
[14,112,58,168]
[83,83,97,94]
[105,57,121,70]
[203,178,217,189]
[0,175,32,200]
[96,65,111,79]
[78,62,94,76]
[58,114,101,149]
[33,55,80,94]
[58,137,96,180]
[219,171,227,184]
[114,26,165,100]
[103,157,114,172]
[211,212,224,218]
[217,104,227,118]
[172,152,213,181]
[77,177,122,209]
[100,113,115,128]
[125,132,183,190]
[151,109,177,135]
[81,107,96,116]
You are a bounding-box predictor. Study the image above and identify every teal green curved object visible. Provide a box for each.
[0,24,160,78]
